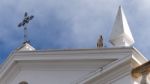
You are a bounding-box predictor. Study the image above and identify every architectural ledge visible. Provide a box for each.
[0,47,147,84]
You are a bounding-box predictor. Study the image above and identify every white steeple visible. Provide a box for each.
[17,42,35,51]
[109,6,134,47]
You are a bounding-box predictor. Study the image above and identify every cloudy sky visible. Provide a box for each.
[0,0,150,63]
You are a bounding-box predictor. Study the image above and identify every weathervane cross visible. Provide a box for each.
[18,12,34,44]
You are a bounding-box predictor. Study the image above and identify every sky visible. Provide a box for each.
[0,0,150,63]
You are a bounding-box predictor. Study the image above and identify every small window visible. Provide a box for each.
[19,81,28,84]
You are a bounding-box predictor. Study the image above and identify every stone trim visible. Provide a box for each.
[132,61,150,84]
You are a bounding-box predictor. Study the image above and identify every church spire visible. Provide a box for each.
[109,6,134,47]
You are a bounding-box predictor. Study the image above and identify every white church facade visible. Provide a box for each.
[0,6,149,84]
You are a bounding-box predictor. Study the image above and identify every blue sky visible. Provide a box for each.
[0,0,150,63]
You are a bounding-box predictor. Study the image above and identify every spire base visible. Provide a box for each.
[17,42,35,51]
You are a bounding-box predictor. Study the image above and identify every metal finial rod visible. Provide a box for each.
[18,12,34,43]
[24,26,28,43]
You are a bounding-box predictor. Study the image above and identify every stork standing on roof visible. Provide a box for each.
[97,35,104,48]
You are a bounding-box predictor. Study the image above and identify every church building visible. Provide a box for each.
[0,6,149,84]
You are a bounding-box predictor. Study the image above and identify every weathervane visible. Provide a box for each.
[18,12,34,44]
